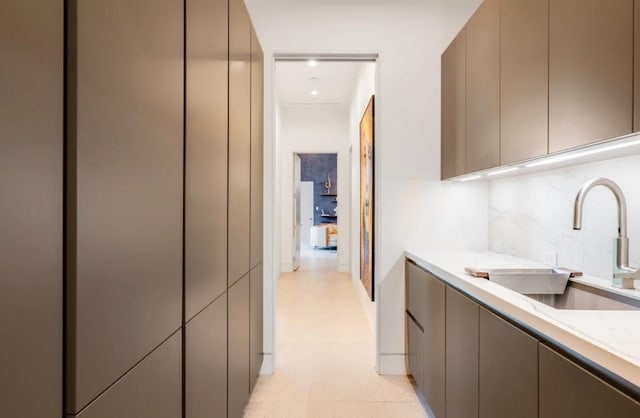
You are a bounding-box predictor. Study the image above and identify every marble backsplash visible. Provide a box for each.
[489,152,640,280]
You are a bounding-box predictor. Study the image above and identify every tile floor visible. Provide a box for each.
[244,248,428,418]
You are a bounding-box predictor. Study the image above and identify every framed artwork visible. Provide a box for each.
[359,95,375,301]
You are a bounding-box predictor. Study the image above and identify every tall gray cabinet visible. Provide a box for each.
[185,0,230,417]
[0,1,63,417]
[2,1,263,416]
[65,0,184,415]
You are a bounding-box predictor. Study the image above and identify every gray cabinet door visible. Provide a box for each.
[250,27,264,269]
[549,0,633,151]
[539,344,640,418]
[446,287,479,418]
[479,308,538,418]
[441,28,466,179]
[66,0,183,412]
[185,0,229,320]
[186,294,227,418]
[406,313,424,390]
[74,332,182,418]
[250,264,264,391]
[500,0,549,164]
[0,1,62,416]
[405,261,428,327]
[229,274,251,418]
[228,0,252,286]
[465,0,500,173]
[423,270,446,418]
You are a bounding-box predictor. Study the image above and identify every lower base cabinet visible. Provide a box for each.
[406,259,640,418]
[422,269,446,418]
[446,287,479,418]
[406,313,424,389]
[250,264,264,392]
[186,294,227,418]
[74,332,182,418]
[228,275,250,418]
[479,308,538,418]
[539,344,640,417]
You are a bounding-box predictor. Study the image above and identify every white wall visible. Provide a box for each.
[490,151,640,281]
[278,105,351,273]
[247,0,487,374]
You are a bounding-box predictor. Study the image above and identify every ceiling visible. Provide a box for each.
[275,60,368,107]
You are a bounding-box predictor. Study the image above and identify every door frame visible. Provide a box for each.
[263,52,379,374]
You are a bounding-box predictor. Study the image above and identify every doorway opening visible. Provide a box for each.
[293,153,338,272]
[266,55,377,375]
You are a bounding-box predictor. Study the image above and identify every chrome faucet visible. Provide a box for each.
[573,178,639,289]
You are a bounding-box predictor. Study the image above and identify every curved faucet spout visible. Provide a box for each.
[573,178,637,289]
[573,177,627,238]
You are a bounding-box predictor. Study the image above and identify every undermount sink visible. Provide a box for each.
[465,267,572,295]
[527,282,640,311]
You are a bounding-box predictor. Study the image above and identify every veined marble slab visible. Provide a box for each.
[405,249,640,389]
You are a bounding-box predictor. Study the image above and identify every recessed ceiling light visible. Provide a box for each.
[308,59,317,67]
[311,90,318,96]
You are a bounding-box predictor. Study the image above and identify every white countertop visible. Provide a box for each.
[405,249,640,389]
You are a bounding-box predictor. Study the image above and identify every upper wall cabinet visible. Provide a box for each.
[500,0,549,164]
[442,0,639,179]
[465,0,500,173]
[441,29,466,179]
[549,0,633,152]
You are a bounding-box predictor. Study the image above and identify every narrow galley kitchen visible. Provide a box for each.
[243,59,427,417]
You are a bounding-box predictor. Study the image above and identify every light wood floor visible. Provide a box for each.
[243,248,428,418]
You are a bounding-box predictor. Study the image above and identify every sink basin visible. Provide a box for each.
[527,282,640,311]
[465,267,572,295]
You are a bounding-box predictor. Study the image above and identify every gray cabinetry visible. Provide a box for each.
[251,27,264,269]
[65,0,184,413]
[250,264,264,391]
[75,332,182,418]
[465,0,500,173]
[406,261,428,325]
[479,308,538,418]
[185,0,229,320]
[446,287,479,418]
[228,0,252,286]
[441,29,466,179]
[500,0,549,164]
[423,270,446,418]
[229,275,251,418]
[539,344,640,418]
[405,261,445,416]
[406,314,424,389]
[0,1,63,416]
[549,0,633,151]
[186,294,228,418]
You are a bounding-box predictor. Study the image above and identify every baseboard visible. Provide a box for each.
[259,353,274,375]
[280,263,293,273]
[338,263,350,273]
[378,353,407,375]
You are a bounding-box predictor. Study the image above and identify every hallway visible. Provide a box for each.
[244,250,427,418]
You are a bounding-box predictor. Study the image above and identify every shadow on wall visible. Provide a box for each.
[299,153,338,225]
